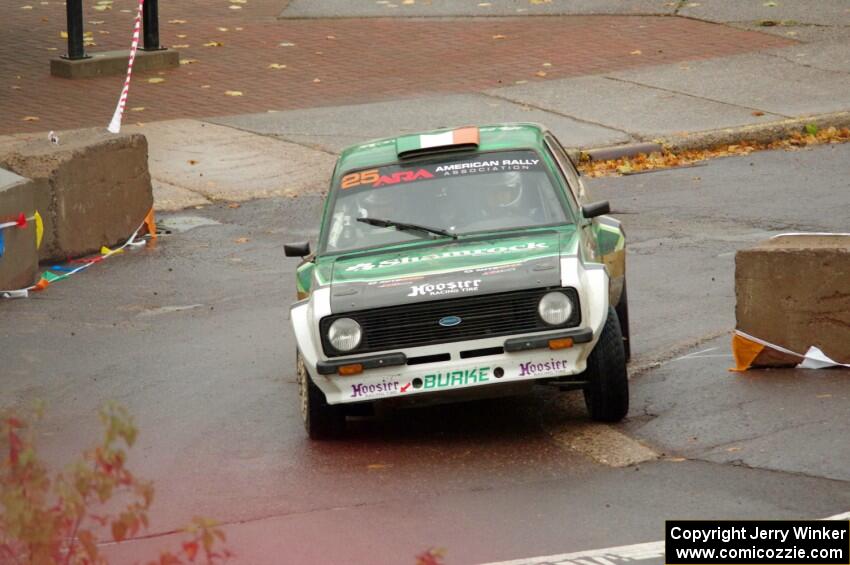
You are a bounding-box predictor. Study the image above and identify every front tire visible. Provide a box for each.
[583,307,629,422]
[297,351,345,440]
[615,280,631,363]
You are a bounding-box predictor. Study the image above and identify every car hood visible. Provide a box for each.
[328,231,571,313]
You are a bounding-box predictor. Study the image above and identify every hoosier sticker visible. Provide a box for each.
[407,279,481,297]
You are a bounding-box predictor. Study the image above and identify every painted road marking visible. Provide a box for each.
[480,512,850,565]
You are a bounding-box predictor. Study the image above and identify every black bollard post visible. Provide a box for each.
[64,0,88,60]
[142,0,164,51]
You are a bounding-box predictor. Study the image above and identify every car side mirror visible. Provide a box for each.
[284,241,311,257]
[581,201,610,219]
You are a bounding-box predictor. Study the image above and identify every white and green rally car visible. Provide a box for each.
[286,124,630,439]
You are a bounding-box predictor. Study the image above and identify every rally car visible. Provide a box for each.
[286,124,630,439]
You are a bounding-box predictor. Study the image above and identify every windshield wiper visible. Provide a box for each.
[356,217,458,240]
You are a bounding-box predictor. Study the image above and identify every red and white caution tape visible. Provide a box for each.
[107,0,145,134]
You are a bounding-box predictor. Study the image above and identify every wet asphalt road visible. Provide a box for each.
[1,143,849,564]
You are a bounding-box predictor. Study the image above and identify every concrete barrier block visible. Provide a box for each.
[0,129,153,261]
[50,49,180,79]
[0,168,38,290]
[736,235,850,364]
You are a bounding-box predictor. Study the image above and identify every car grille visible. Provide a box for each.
[320,287,580,357]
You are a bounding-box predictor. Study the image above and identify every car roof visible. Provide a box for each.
[335,123,550,175]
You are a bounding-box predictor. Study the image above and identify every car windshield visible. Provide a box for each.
[322,150,570,253]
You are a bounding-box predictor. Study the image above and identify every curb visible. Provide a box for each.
[578,111,850,161]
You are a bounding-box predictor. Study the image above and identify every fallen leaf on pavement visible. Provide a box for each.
[579,127,850,178]
[535,70,547,77]
[179,59,198,65]
[630,49,642,55]
[224,90,243,96]
[92,5,110,10]
[278,42,295,47]
[172,44,189,48]
[168,19,187,24]
[752,111,765,116]
[147,77,165,84]
[176,34,187,38]
[89,20,105,24]
[235,237,250,244]
[267,63,287,69]
[492,34,506,39]
[816,394,832,398]
[229,5,242,9]
[203,41,224,47]
[130,107,145,112]
[20,5,33,9]
[326,35,336,40]
[60,31,67,38]
[227,203,241,209]
[217,27,229,32]
[726,447,742,452]
[313,78,321,83]
[367,464,389,469]
[188,159,199,165]
[22,116,40,122]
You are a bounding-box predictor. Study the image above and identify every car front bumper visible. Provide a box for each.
[301,326,598,405]
[290,258,610,405]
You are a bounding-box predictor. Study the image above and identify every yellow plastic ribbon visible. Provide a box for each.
[33,210,43,249]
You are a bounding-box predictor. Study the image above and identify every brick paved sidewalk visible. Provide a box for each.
[1,0,793,135]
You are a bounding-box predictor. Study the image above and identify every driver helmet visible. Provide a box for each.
[357,189,393,220]
[492,171,524,208]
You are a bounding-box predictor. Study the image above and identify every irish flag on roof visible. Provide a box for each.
[396,127,480,156]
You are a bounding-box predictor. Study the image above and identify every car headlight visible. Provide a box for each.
[538,291,573,325]
[328,318,362,352]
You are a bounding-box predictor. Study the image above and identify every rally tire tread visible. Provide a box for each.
[298,351,346,440]
[583,307,629,422]
[615,280,631,363]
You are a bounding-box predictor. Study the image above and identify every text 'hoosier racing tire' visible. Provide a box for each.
[582,307,629,423]
[297,351,346,440]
